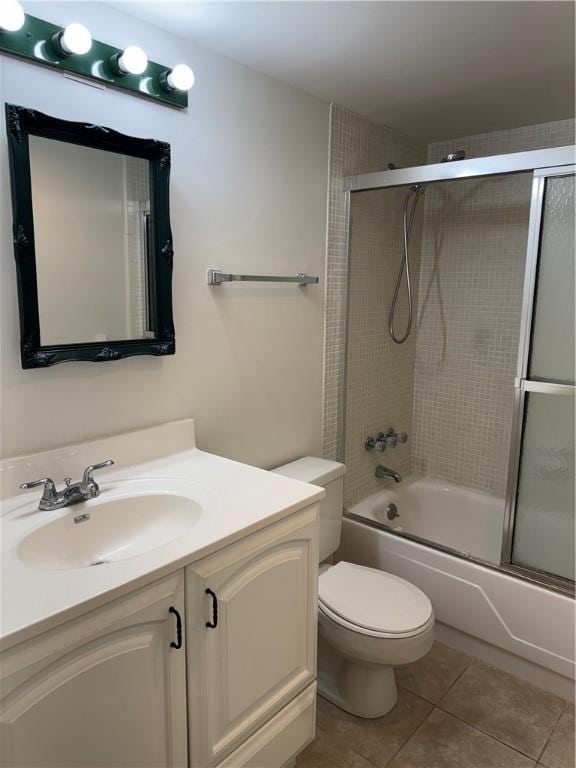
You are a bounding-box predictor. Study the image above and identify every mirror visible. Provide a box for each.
[30,138,152,345]
[6,104,175,367]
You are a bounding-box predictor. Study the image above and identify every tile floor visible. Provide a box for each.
[297,642,575,768]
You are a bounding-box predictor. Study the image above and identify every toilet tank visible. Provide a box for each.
[272,457,345,562]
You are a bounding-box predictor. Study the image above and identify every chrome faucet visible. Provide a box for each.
[365,435,387,452]
[375,465,402,483]
[365,428,408,452]
[19,460,114,511]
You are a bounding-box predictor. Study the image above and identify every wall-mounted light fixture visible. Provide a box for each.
[51,23,92,56]
[0,12,193,109]
[160,64,195,93]
[0,0,25,32]
[112,45,148,76]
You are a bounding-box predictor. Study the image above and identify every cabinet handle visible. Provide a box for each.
[169,606,183,649]
[205,588,218,629]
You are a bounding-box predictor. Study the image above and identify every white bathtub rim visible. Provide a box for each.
[344,508,574,598]
[347,473,505,513]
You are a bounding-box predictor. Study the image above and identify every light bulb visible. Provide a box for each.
[117,45,148,76]
[0,0,25,32]
[165,64,195,92]
[59,23,92,55]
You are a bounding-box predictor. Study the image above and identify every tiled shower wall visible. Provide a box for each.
[124,156,150,338]
[324,110,575,505]
[345,187,423,504]
[428,120,575,163]
[413,119,575,495]
[412,173,531,495]
[322,105,424,505]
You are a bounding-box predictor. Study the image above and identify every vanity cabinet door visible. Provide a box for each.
[0,572,188,768]
[186,505,319,767]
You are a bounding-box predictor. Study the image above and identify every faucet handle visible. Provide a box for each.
[365,436,386,452]
[19,477,57,502]
[82,459,114,486]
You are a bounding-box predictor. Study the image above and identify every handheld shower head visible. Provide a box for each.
[389,185,425,344]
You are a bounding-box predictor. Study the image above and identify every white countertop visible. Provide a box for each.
[0,420,323,651]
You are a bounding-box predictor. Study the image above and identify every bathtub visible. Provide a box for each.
[341,476,575,700]
[349,475,505,563]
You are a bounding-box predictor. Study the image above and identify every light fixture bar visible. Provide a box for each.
[0,13,189,110]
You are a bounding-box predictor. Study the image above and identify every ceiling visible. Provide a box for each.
[111,1,575,144]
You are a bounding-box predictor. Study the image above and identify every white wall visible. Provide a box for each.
[0,2,330,466]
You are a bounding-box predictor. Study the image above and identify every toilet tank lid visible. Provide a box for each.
[272,457,345,486]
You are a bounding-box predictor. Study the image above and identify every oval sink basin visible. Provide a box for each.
[17,481,203,570]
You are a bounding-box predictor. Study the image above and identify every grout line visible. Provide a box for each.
[396,681,438,706]
[381,704,437,768]
[434,657,568,763]
[534,703,565,765]
[435,700,557,762]
[313,647,570,768]
[382,703,549,767]
[342,740,380,768]
[435,660,473,706]
[313,717,380,767]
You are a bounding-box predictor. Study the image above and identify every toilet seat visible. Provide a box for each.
[318,562,434,639]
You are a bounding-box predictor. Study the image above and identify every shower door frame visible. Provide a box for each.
[343,144,576,595]
[500,163,575,592]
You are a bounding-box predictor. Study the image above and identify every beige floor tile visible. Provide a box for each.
[396,641,471,703]
[387,709,535,768]
[296,725,376,768]
[540,708,576,768]
[316,689,432,767]
[440,660,565,759]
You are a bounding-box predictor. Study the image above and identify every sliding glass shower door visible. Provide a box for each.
[503,168,575,587]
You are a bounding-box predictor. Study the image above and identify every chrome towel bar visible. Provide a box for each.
[207,269,319,287]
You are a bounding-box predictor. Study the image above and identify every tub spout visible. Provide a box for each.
[375,465,402,483]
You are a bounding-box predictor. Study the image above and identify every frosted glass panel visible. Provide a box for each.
[529,174,575,384]
[512,392,575,580]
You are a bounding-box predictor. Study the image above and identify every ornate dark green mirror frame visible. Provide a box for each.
[6,104,175,368]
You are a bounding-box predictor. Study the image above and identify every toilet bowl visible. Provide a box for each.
[272,457,435,718]
[317,561,434,717]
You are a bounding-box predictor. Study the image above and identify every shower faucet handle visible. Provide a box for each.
[371,429,409,449]
[383,429,398,447]
[365,436,386,452]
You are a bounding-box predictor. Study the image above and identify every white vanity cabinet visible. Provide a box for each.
[186,505,318,767]
[0,572,188,768]
[0,505,319,768]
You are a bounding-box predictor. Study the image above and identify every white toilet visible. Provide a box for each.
[273,457,434,718]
